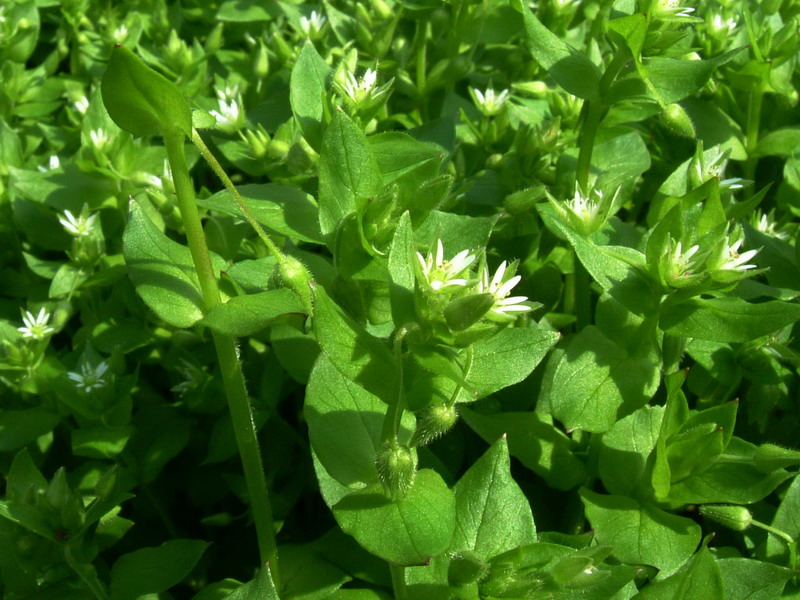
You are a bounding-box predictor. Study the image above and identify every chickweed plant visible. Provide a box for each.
[1,1,800,599]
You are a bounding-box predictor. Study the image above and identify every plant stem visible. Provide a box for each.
[390,564,409,600]
[575,101,604,194]
[381,327,409,444]
[744,89,763,181]
[752,520,797,570]
[191,130,283,261]
[163,128,280,588]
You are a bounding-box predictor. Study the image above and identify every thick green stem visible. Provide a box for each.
[744,89,763,181]
[212,330,280,582]
[163,129,221,309]
[381,328,409,444]
[163,128,280,588]
[390,564,409,600]
[575,101,605,194]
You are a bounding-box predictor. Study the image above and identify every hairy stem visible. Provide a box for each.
[163,128,280,587]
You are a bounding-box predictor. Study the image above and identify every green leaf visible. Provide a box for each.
[367,132,444,184]
[333,469,456,566]
[767,475,800,563]
[318,110,382,236]
[216,0,279,22]
[516,0,601,101]
[660,297,800,343]
[665,438,792,506]
[223,568,281,599]
[634,546,723,600]
[279,544,350,600]
[200,289,305,336]
[450,438,536,560]
[580,488,701,573]
[0,409,60,452]
[550,326,660,433]
[606,14,648,61]
[110,539,209,600]
[543,210,659,315]
[466,328,560,398]
[0,502,53,539]
[311,284,398,401]
[717,558,793,600]
[460,408,587,490]
[123,199,226,328]
[388,212,416,326]
[101,45,191,138]
[197,183,324,244]
[71,427,132,459]
[290,41,332,151]
[642,48,746,105]
[599,405,663,499]
[754,126,800,158]
[306,355,413,489]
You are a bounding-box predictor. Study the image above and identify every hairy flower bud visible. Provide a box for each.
[700,504,752,531]
[411,403,458,446]
[754,443,800,473]
[276,255,314,316]
[375,441,417,500]
[448,551,489,586]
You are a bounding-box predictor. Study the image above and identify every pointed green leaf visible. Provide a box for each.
[101,45,191,137]
[123,200,226,328]
[581,489,701,573]
[200,289,305,336]
[291,40,332,151]
[109,539,209,600]
[451,438,536,560]
[634,546,723,600]
[333,469,455,566]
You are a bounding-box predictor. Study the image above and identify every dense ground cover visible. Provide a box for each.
[2,0,800,598]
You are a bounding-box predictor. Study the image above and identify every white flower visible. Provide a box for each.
[67,361,109,393]
[210,86,244,131]
[298,10,327,37]
[477,261,532,320]
[58,207,98,237]
[713,235,759,272]
[471,86,510,117]
[38,155,60,172]
[666,239,703,284]
[754,211,789,240]
[112,24,128,43]
[18,308,55,340]
[89,128,110,150]
[171,359,205,395]
[655,0,695,19]
[708,13,737,35]
[74,96,90,114]
[416,239,477,292]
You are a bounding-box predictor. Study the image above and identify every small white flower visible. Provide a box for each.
[754,211,789,240]
[171,359,205,395]
[713,235,759,272]
[666,239,702,284]
[299,10,327,37]
[38,155,61,172]
[74,96,90,114]
[566,189,603,226]
[210,86,244,131]
[58,207,98,237]
[112,24,128,43]
[18,308,55,340]
[67,361,109,393]
[89,128,110,150]
[655,0,695,19]
[477,261,532,320]
[416,239,477,292]
[471,86,510,117]
[708,13,737,35]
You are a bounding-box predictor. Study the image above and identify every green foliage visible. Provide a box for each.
[2,0,800,598]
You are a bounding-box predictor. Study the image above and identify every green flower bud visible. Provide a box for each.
[276,256,314,316]
[448,551,489,586]
[700,504,752,531]
[662,103,696,138]
[253,42,269,80]
[754,443,800,473]
[375,441,417,500]
[411,403,458,446]
[205,23,224,54]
